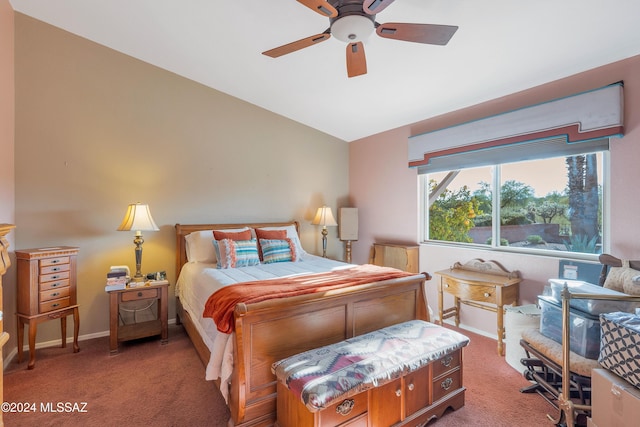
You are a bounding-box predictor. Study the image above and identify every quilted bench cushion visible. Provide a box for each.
[599,312,640,389]
[271,320,470,412]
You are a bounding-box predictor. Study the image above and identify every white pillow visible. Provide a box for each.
[258,225,307,257]
[185,227,250,263]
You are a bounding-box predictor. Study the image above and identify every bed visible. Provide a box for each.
[174,221,431,427]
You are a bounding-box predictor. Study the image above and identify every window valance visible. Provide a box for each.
[408,83,624,173]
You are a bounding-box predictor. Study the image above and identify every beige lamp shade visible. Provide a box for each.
[311,206,338,228]
[339,207,358,241]
[117,203,159,232]
[117,202,159,280]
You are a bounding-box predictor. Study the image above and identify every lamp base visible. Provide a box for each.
[344,240,353,263]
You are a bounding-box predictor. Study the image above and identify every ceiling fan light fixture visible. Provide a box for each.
[331,15,375,43]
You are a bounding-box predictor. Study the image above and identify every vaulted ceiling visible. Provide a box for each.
[10,0,640,141]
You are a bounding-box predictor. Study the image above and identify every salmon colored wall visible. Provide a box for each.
[351,55,640,338]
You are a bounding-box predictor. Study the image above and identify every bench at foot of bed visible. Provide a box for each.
[272,320,470,427]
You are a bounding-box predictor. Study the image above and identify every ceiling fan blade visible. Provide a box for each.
[262,33,331,58]
[346,42,367,78]
[363,0,396,14]
[376,23,458,45]
[296,0,338,17]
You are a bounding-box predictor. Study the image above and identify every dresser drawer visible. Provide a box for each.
[40,256,70,268]
[433,368,462,402]
[39,278,70,292]
[40,270,70,284]
[40,262,70,275]
[442,278,497,304]
[433,349,461,378]
[40,286,70,302]
[319,391,368,427]
[40,297,71,313]
[122,288,159,302]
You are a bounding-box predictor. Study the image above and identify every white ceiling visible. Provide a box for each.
[9,0,640,142]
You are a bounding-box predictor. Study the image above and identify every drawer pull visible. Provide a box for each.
[484,292,491,297]
[51,303,60,308]
[51,275,60,280]
[395,389,402,397]
[441,355,454,367]
[335,399,354,416]
[51,292,60,297]
[51,267,60,272]
[138,292,143,297]
[52,283,61,287]
[407,383,415,391]
[51,259,60,264]
[441,377,453,391]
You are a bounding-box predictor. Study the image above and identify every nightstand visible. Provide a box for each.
[16,246,80,370]
[108,281,168,354]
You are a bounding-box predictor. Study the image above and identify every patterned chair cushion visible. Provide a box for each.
[271,320,469,412]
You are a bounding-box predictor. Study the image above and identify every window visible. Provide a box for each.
[421,149,608,257]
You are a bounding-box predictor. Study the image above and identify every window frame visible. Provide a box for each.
[419,150,610,261]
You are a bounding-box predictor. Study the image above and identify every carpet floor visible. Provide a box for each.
[3,323,554,426]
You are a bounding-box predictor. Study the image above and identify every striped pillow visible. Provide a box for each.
[260,238,297,264]
[213,239,260,268]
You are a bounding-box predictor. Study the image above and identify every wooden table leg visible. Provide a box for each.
[17,316,24,363]
[438,278,444,325]
[160,285,168,345]
[497,305,505,356]
[109,292,119,355]
[28,319,37,370]
[73,306,80,353]
[454,297,461,327]
[60,316,67,348]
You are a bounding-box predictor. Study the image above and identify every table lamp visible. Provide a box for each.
[117,202,159,281]
[339,207,358,263]
[312,206,338,258]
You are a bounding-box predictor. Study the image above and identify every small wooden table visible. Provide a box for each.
[435,259,521,356]
[108,281,169,355]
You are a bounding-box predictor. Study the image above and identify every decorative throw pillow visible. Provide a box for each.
[255,228,287,260]
[260,238,297,264]
[257,225,307,257]
[213,229,252,241]
[213,239,260,269]
[603,260,640,294]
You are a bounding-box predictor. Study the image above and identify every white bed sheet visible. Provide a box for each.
[175,253,353,402]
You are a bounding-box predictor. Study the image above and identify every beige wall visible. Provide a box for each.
[12,14,349,351]
[351,55,640,337]
[0,1,17,364]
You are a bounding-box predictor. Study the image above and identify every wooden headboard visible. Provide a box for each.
[175,221,300,276]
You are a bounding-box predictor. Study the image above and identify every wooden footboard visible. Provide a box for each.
[230,273,429,426]
[174,222,430,427]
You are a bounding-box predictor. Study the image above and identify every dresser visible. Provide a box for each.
[435,259,521,356]
[16,246,80,369]
[370,243,419,273]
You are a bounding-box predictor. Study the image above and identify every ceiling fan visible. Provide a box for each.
[262,0,458,78]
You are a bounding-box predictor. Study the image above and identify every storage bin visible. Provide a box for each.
[548,279,638,315]
[599,312,640,389]
[538,295,601,359]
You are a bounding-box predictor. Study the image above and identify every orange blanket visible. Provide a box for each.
[203,264,417,333]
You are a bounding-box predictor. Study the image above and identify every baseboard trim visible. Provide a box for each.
[4,317,177,370]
